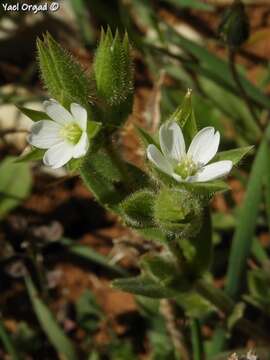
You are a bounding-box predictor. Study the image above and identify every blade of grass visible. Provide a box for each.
[191,319,205,360]
[225,137,270,300]
[158,22,270,111]
[25,275,78,360]
[0,318,21,360]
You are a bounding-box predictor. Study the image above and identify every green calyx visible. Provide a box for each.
[60,122,82,145]
[94,28,134,107]
[154,188,202,236]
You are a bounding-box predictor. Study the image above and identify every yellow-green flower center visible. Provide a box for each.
[174,157,198,179]
[60,122,82,145]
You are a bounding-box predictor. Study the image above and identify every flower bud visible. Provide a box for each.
[218,0,250,48]
[154,188,202,237]
[93,28,134,127]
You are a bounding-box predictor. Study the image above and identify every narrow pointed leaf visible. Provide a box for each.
[25,275,78,360]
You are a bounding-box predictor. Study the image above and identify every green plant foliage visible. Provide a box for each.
[183,207,213,276]
[16,148,45,163]
[93,28,134,127]
[94,28,133,106]
[225,137,270,300]
[0,319,21,360]
[120,189,155,228]
[76,290,103,332]
[169,88,197,146]
[0,156,32,218]
[61,237,128,276]
[154,188,202,236]
[17,106,48,122]
[37,33,93,111]
[112,275,178,298]
[218,0,250,48]
[213,146,254,166]
[25,275,78,360]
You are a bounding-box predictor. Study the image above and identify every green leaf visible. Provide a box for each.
[17,106,48,122]
[76,290,103,332]
[61,237,128,277]
[120,189,155,228]
[0,156,32,218]
[135,125,159,148]
[175,292,215,318]
[37,33,92,110]
[225,138,269,300]
[164,0,214,11]
[15,148,45,163]
[140,253,178,283]
[213,146,254,166]
[248,269,270,304]
[162,23,270,112]
[227,302,245,331]
[112,275,177,298]
[25,275,78,360]
[0,319,21,360]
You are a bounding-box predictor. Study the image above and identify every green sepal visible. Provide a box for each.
[17,106,48,122]
[135,125,159,149]
[137,227,168,244]
[15,148,45,163]
[154,187,202,236]
[120,189,155,228]
[94,28,133,106]
[168,89,197,145]
[178,180,230,202]
[87,121,102,139]
[93,28,134,128]
[212,146,254,166]
[37,33,93,111]
[66,158,83,173]
[112,275,177,299]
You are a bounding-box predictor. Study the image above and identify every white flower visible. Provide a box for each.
[28,99,89,169]
[147,122,232,183]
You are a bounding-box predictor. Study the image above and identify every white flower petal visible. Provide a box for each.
[43,141,73,169]
[196,131,220,165]
[44,99,73,125]
[70,103,87,130]
[73,132,89,158]
[159,122,185,164]
[147,144,174,176]
[188,127,220,165]
[190,160,233,182]
[28,120,62,149]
